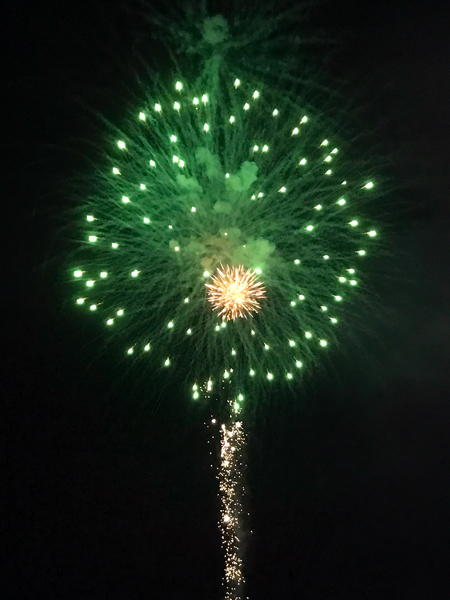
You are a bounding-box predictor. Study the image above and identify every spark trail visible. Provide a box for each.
[219,409,246,600]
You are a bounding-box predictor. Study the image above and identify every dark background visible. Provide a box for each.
[3,0,450,598]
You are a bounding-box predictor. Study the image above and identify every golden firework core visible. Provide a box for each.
[205,264,266,321]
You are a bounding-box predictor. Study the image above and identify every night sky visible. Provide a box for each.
[4,0,450,598]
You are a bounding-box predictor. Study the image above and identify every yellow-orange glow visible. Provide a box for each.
[205,264,266,321]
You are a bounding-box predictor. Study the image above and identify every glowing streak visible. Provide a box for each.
[206,264,266,321]
[219,416,246,600]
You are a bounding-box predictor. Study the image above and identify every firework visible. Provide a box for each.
[71,72,378,600]
[69,13,380,598]
[206,264,266,321]
[71,74,377,402]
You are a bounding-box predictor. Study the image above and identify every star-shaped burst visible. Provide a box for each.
[205,264,266,321]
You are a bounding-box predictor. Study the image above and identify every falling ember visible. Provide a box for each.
[220,418,246,600]
[206,264,266,321]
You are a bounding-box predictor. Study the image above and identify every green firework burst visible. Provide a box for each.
[70,75,379,403]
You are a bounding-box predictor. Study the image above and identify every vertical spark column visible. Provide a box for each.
[219,411,246,600]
